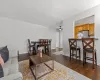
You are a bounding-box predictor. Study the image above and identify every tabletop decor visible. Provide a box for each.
[38,47,43,57]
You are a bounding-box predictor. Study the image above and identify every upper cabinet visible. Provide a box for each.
[82,24,89,30]
[89,23,94,36]
[74,26,78,38]
[74,23,94,38]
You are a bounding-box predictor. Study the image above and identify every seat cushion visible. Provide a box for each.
[84,48,96,53]
[2,57,18,76]
[0,46,9,63]
[71,46,80,50]
[1,72,23,80]
[2,67,9,76]
[9,50,18,58]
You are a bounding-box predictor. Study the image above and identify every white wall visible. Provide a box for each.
[0,17,56,54]
[63,4,100,65]
[75,15,94,26]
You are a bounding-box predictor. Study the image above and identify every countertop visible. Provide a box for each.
[69,38,98,40]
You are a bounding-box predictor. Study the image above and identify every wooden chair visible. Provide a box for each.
[39,39,51,55]
[69,39,81,60]
[82,38,97,69]
[27,39,36,55]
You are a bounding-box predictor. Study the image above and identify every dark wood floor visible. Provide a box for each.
[18,53,100,80]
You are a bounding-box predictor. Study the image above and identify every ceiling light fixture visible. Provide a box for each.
[56,20,63,31]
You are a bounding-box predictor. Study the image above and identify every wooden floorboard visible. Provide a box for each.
[19,53,100,80]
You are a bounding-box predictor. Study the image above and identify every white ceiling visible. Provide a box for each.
[0,0,100,27]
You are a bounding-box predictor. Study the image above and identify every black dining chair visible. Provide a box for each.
[27,39,36,55]
[69,39,81,60]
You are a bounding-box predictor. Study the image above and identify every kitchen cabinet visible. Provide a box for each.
[82,24,89,30]
[78,26,83,31]
[74,26,82,38]
[74,26,78,38]
[74,23,94,38]
[89,23,94,36]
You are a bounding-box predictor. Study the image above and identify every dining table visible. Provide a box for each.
[31,41,51,56]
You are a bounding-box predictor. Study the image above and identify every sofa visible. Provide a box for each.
[0,50,23,80]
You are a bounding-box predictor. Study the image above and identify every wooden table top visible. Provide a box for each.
[30,54,53,65]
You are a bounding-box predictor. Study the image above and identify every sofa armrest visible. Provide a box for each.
[0,72,23,80]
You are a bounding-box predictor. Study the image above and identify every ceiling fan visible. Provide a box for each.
[56,20,63,31]
[58,26,63,31]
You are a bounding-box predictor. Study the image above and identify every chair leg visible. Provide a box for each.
[76,50,77,60]
[83,51,86,66]
[83,51,85,66]
[72,50,74,59]
[79,49,81,60]
[95,51,97,66]
[85,52,86,64]
[70,49,71,60]
[93,52,95,69]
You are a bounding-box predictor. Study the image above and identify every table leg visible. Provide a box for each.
[35,65,37,80]
[52,60,54,70]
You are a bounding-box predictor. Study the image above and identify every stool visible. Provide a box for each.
[82,38,97,69]
[69,39,81,60]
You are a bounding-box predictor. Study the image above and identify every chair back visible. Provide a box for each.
[27,39,32,54]
[69,39,77,48]
[28,39,31,47]
[82,38,94,50]
[39,39,51,55]
[39,39,47,45]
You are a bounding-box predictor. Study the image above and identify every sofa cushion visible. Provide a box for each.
[3,67,9,76]
[0,64,4,78]
[1,72,23,80]
[9,50,18,58]
[0,46,9,63]
[9,63,18,75]
[2,57,18,76]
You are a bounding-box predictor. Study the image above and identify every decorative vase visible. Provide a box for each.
[39,51,42,57]
[38,47,43,57]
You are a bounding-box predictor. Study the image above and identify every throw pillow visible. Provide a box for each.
[0,64,4,78]
[0,55,4,65]
[0,46,9,63]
